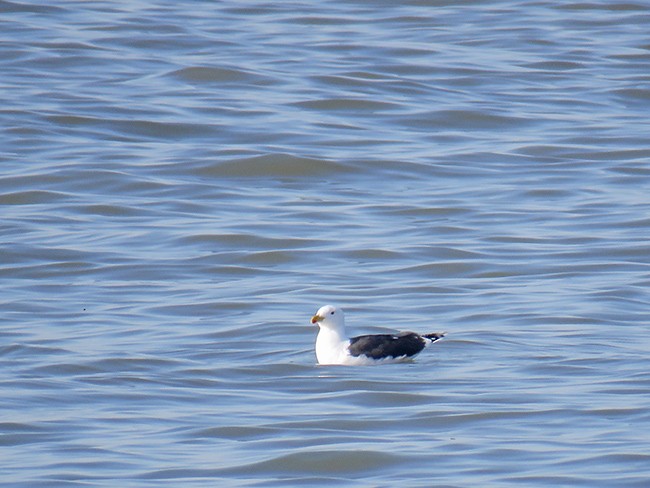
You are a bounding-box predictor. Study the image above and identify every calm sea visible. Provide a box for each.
[2,0,650,486]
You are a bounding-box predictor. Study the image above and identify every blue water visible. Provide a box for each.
[2,1,650,486]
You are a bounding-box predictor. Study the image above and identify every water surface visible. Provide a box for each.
[2,1,650,486]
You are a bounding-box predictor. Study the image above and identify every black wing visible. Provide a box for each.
[348,333,426,360]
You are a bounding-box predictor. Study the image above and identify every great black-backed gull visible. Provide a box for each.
[310,304,445,365]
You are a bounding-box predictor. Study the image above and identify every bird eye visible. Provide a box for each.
[330,311,335,315]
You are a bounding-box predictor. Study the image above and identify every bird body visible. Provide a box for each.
[311,305,444,365]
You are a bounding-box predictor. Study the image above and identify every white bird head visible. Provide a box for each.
[311,304,345,333]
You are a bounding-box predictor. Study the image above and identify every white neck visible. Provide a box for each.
[315,326,348,365]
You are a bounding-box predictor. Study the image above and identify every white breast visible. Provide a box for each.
[315,329,350,365]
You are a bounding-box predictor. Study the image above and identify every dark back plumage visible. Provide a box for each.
[348,332,426,360]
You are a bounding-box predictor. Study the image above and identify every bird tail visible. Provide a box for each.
[423,332,445,344]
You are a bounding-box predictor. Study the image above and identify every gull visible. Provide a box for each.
[311,304,445,365]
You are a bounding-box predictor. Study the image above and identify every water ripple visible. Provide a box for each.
[3,0,650,486]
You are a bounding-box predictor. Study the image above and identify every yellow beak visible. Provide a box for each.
[311,314,323,324]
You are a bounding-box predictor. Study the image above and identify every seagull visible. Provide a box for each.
[310,304,445,365]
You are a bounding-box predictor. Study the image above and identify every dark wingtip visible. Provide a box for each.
[423,332,445,342]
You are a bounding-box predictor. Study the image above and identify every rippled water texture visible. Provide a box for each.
[2,0,650,486]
